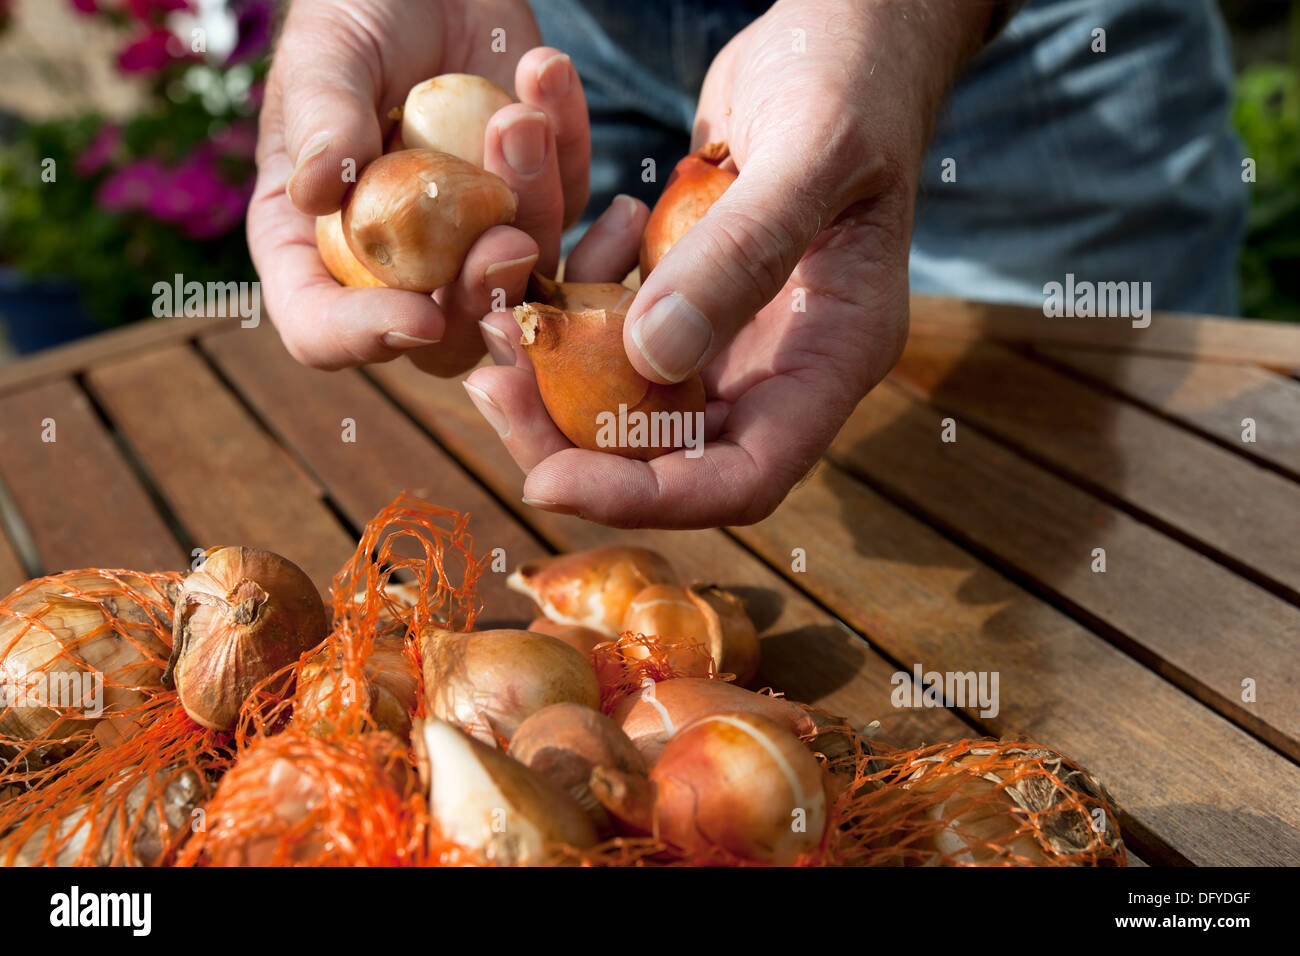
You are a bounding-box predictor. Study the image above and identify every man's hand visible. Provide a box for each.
[466,0,990,528]
[248,0,591,370]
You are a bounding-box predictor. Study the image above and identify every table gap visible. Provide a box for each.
[1015,343,1300,485]
[355,364,560,559]
[71,369,201,564]
[886,371,1300,612]
[826,439,1300,766]
[0,470,43,579]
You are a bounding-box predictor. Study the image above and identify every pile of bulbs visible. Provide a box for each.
[0,523,1126,866]
[316,72,738,459]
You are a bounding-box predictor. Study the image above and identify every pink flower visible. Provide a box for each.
[69,0,98,14]
[125,0,191,19]
[118,28,179,73]
[210,120,258,160]
[97,159,168,212]
[75,125,123,177]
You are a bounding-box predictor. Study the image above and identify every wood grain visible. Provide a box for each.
[0,315,239,397]
[367,359,974,750]
[0,526,26,596]
[1032,346,1300,481]
[200,325,545,624]
[889,336,1300,602]
[909,294,1300,370]
[83,343,354,592]
[732,461,1300,867]
[829,379,1300,759]
[0,378,186,574]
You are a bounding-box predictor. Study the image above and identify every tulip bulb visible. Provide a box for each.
[401,73,513,168]
[591,711,829,864]
[3,766,204,867]
[415,717,597,865]
[621,583,760,686]
[315,210,384,288]
[507,547,678,638]
[639,142,736,277]
[418,626,600,744]
[876,742,1125,865]
[168,547,327,731]
[514,301,706,460]
[0,571,177,763]
[611,676,818,764]
[294,632,419,739]
[507,703,647,836]
[343,148,516,291]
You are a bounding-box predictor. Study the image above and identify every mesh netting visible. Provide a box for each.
[0,495,1126,867]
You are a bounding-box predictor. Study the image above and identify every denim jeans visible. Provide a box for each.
[533,0,1247,315]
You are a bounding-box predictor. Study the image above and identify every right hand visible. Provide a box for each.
[248,0,591,370]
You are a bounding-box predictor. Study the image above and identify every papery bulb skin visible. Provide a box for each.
[514,301,706,460]
[343,149,516,292]
[639,142,736,278]
[170,547,326,731]
[506,547,678,637]
[315,211,384,288]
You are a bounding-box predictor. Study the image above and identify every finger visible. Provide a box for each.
[439,225,539,324]
[274,2,394,216]
[477,311,532,369]
[408,225,539,377]
[622,148,860,384]
[514,46,591,228]
[248,154,448,369]
[484,104,565,276]
[564,195,648,282]
[463,365,572,473]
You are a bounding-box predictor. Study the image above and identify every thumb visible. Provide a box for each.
[623,150,835,384]
[277,3,385,216]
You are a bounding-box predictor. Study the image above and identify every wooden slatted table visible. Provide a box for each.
[2,294,1299,867]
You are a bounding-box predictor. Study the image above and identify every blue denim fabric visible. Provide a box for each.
[533,0,1247,315]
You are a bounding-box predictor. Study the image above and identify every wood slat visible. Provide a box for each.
[199,325,544,625]
[828,380,1300,759]
[889,336,1300,602]
[909,294,1300,370]
[0,378,186,574]
[83,343,354,592]
[731,462,1300,866]
[0,315,240,397]
[1032,345,1300,481]
[0,525,26,596]
[366,360,973,750]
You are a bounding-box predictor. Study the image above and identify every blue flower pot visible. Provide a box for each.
[0,267,102,355]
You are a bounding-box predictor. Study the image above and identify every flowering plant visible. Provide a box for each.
[0,0,274,327]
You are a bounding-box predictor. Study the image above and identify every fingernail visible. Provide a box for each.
[382,331,440,349]
[483,252,539,293]
[464,381,510,438]
[522,496,578,516]
[609,194,639,228]
[500,112,548,177]
[479,321,516,366]
[629,293,713,382]
[536,53,573,98]
[285,133,330,199]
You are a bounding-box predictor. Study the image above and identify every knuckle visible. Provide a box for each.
[704,208,800,307]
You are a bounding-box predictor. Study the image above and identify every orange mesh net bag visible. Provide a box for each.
[175,492,485,867]
[0,496,1127,868]
[0,570,233,865]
